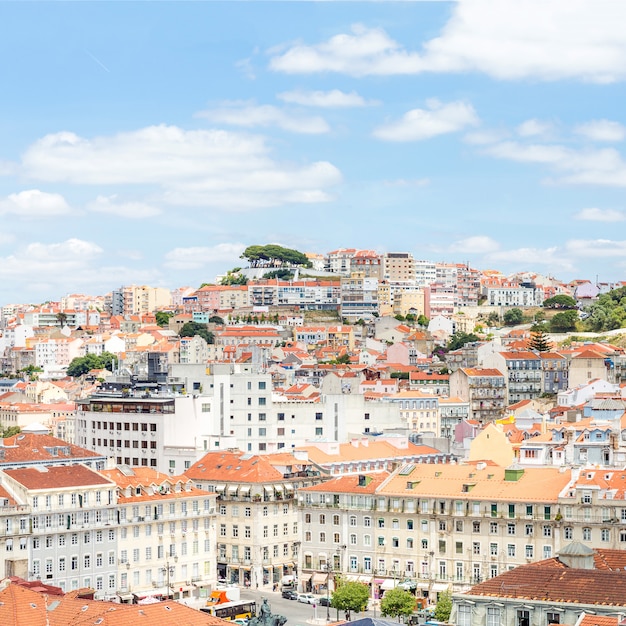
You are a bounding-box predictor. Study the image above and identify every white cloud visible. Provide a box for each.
[575,207,625,222]
[276,89,375,108]
[373,99,478,142]
[17,125,341,210]
[516,119,553,138]
[87,195,162,219]
[574,119,626,142]
[164,243,247,270]
[383,178,430,187]
[450,235,501,254]
[196,103,329,134]
[269,3,626,82]
[566,238,626,258]
[0,189,73,217]
[463,129,507,145]
[485,246,575,272]
[482,141,626,187]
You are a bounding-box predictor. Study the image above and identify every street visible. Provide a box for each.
[238,588,379,625]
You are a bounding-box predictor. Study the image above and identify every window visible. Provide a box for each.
[487,607,500,626]
[489,522,498,534]
[525,545,533,558]
[507,523,516,535]
[564,527,573,540]
[543,525,552,538]
[547,612,561,624]
[602,528,610,542]
[472,521,480,533]
[507,544,515,557]
[525,524,533,536]
[458,606,471,626]
[472,542,480,555]
[583,527,591,541]
[490,543,498,556]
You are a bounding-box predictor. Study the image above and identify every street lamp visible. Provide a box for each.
[324,562,332,622]
[160,556,178,600]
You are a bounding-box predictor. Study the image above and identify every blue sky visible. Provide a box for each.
[2,0,626,303]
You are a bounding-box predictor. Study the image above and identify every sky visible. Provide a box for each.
[2,0,626,304]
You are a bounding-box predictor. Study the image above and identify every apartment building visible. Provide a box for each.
[0,464,118,596]
[480,351,543,404]
[387,391,441,436]
[382,253,416,283]
[449,368,507,424]
[184,450,322,590]
[540,352,569,394]
[325,249,357,276]
[99,466,217,602]
[298,463,573,601]
[340,273,379,320]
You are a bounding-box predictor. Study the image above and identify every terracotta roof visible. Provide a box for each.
[298,440,442,465]
[461,367,504,377]
[579,614,619,626]
[465,558,626,607]
[3,465,113,490]
[185,450,285,484]
[379,463,571,502]
[0,582,227,625]
[0,433,100,465]
[300,472,390,494]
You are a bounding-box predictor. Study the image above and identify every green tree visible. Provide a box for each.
[262,269,294,280]
[178,322,214,344]
[220,270,247,286]
[241,244,311,268]
[0,425,21,438]
[434,589,453,622]
[332,581,370,619]
[447,332,480,351]
[208,315,224,324]
[380,587,416,621]
[66,352,117,378]
[550,310,579,332]
[486,311,500,326]
[503,308,524,326]
[155,311,173,327]
[527,328,552,352]
[543,295,577,309]
[417,315,429,327]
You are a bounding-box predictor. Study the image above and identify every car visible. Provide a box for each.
[297,593,317,604]
[317,597,331,607]
[233,620,249,626]
[282,589,298,600]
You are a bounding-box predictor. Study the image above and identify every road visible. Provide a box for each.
[238,589,380,625]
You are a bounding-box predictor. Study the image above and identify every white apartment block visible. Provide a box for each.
[0,464,119,596]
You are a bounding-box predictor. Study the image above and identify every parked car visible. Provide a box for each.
[318,597,331,607]
[282,589,298,600]
[297,593,317,604]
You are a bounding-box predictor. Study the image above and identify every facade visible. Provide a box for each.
[382,253,416,283]
[99,466,217,601]
[340,273,379,320]
[439,397,470,439]
[185,450,322,590]
[298,463,574,601]
[449,368,507,424]
[0,464,118,596]
[451,545,626,626]
[480,350,543,405]
[540,352,569,394]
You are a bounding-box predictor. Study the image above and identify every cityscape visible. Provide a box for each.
[3,1,626,625]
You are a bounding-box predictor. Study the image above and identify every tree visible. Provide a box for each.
[155,311,173,327]
[434,589,452,623]
[417,315,429,327]
[550,310,578,333]
[543,294,577,309]
[178,322,214,344]
[241,244,311,268]
[380,587,416,621]
[220,270,247,286]
[331,581,370,619]
[527,328,552,352]
[262,269,294,280]
[208,315,224,325]
[447,332,480,352]
[66,352,118,378]
[486,311,500,326]
[503,308,524,326]
[0,425,20,438]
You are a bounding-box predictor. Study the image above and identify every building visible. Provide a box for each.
[340,274,379,321]
[184,450,322,590]
[480,350,543,405]
[382,253,416,283]
[0,464,118,596]
[449,368,507,424]
[450,544,626,626]
[99,466,218,602]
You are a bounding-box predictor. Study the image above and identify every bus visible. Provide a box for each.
[201,600,256,621]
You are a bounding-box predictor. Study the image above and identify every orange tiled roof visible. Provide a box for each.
[184,450,285,484]
[4,464,113,490]
[466,558,626,607]
[300,472,390,494]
